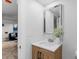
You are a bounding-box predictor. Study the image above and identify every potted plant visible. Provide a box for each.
[53,27,63,41]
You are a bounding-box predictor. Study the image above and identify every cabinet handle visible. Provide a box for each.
[37,51,39,59]
[41,53,44,59]
[37,51,42,59]
[19,45,21,49]
[39,52,42,59]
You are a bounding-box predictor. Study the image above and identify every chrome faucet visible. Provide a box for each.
[48,39,54,42]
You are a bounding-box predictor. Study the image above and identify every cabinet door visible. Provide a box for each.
[32,45,37,59]
[54,46,62,59]
[32,45,54,59]
[36,49,53,59]
[32,45,44,59]
[43,53,54,59]
[39,47,55,59]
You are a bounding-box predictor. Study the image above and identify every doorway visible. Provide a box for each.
[2,0,18,59]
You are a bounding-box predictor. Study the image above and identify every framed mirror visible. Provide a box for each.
[44,4,63,34]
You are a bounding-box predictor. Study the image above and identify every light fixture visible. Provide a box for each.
[5,0,12,4]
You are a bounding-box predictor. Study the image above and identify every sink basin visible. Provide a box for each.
[38,39,61,47]
[38,41,56,47]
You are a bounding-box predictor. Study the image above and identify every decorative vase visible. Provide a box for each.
[60,35,63,42]
[55,37,60,44]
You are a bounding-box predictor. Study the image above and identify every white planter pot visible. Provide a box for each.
[55,37,61,44]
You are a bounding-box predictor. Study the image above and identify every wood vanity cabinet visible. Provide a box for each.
[32,45,62,59]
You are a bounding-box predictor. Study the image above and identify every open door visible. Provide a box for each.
[2,0,18,59]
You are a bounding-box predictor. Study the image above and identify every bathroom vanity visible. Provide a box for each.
[32,39,62,59]
[32,4,63,59]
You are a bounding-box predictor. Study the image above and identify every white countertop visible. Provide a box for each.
[32,39,62,52]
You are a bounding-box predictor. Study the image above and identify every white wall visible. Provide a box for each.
[18,0,77,59]
[2,24,14,41]
[60,0,77,59]
[18,0,44,59]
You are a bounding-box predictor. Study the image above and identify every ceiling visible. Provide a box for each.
[36,0,58,6]
[2,0,18,21]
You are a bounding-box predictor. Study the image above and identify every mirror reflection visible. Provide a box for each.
[44,4,63,34]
